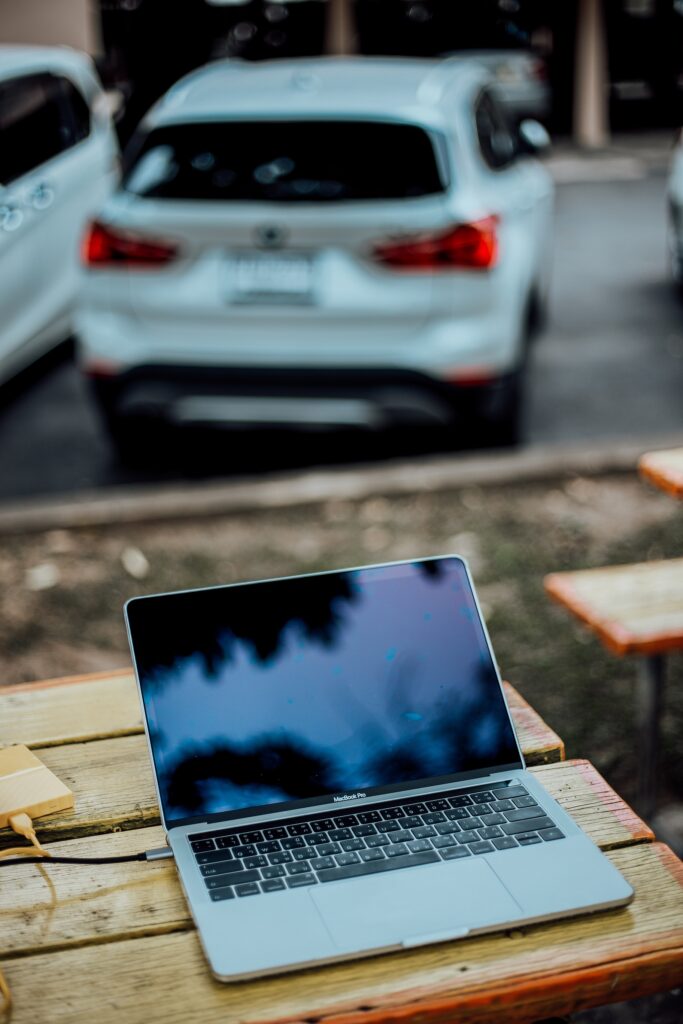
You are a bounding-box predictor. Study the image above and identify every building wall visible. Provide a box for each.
[0,0,100,54]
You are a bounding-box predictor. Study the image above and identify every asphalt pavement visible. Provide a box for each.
[1,141,682,503]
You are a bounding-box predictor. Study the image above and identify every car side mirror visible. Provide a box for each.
[93,88,125,123]
[517,119,551,155]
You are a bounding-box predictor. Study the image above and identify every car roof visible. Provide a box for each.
[0,43,94,80]
[150,57,488,132]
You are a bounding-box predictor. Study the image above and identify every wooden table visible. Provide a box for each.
[545,559,683,818]
[1,670,682,1024]
[639,447,683,499]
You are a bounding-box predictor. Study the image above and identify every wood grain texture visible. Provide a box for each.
[0,826,179,958]
[639,447,683,499]
[503,682,565,763]
[544,558,683,656]
[532,759,654,850]
[1,843,681,1024]
[0,670,565,762]
[21,734,159,841]
[0,670,142,748]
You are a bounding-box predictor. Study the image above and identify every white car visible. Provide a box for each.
[668,128,683,288]
[0,45,119,386]
[77,57,553,455]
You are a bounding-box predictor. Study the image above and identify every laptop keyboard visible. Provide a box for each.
[188,781,565,901]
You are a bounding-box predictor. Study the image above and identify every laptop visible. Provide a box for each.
[125,555,633,981]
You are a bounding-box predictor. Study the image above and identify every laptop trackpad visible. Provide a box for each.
[310,859,521,952]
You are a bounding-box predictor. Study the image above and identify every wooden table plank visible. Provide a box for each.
[639,446,683,499]
[0,670,141,749]
[545,559,683,656]
[503,683,565,763]
[20,734,158,841]
[533,760,653,850]
[1,826,167,955]
[0,826,180,958]
[2,843,681,1024]
[0,671,565,763]
[2,754,653,958]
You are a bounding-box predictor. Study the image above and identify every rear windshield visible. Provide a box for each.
[122,120,446,202]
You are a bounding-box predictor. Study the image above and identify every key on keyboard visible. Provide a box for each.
[192,781,564,898]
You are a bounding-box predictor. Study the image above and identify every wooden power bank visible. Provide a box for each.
[0,744,74,828]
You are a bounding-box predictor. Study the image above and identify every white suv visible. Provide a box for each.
[76,57,553,455]
[0,46,119,385]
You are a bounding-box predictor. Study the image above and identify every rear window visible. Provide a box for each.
[122,120,446,201]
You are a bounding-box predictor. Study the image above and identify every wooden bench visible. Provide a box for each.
[1,669,682,1024]
[545,558,683,817]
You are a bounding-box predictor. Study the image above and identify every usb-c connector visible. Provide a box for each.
[145,846,175,862]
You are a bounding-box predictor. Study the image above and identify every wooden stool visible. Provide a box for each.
[638,447,683,499]
[544,558,683,819]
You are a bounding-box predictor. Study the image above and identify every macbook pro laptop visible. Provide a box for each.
[125,556,633,980]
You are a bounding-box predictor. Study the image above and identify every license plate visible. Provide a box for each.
[231,253,315,303]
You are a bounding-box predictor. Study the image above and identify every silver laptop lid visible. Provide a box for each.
[125,556,524,831]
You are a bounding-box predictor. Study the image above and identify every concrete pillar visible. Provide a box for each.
[573,0,609,148]
[325,0,355,56]
[0,0,101,55]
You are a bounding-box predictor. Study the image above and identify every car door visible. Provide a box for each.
[0,71,62,381]
[0,68,116,383]
[40,71,119,337]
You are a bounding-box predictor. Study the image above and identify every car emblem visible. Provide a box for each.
[256,224,286,249]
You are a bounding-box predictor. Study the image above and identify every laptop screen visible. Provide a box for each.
[126,557,522,828]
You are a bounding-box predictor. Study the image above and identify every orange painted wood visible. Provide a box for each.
[544,559,683,656]
[0,667,132,695]
[283,950,683,1024]
[639,447,683,499]
[0,669,144,749]
[503,682,565,762]
[532,758,654,849]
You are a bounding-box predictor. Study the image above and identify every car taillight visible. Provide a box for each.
[82,220,178,267]
[372,217,498,271]
[81,358,122,378]
[530,57,548,81]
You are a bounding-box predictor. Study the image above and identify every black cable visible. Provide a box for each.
[0,853,148,866]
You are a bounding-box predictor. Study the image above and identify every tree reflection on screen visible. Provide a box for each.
[129,559,521,821]
[131,571,358,687]
[166,734,338,814]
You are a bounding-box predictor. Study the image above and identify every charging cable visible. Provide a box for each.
[0,973,10,1024]
[0,850,173,866]
[0,814,173,1022]
[0,813,48,860]
[0,813,173,865]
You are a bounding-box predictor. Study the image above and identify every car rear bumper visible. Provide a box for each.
[88,364,517,431]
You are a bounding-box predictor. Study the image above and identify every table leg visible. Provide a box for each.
[636,653,666,820]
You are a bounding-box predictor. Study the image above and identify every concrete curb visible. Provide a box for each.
[0,434,681,537]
